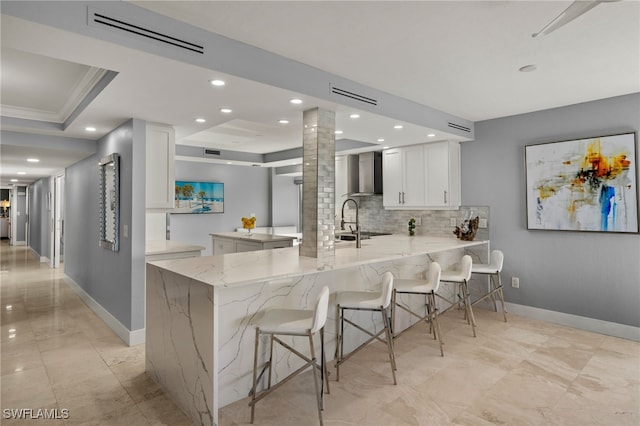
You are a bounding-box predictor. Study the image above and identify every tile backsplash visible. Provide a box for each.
[337,196,489,241]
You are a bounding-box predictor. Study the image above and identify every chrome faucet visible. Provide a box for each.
[341,198,361,248]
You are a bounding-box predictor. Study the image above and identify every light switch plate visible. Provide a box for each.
[449,218,456,227]
[479,218,488,228]
[124,225,129,238]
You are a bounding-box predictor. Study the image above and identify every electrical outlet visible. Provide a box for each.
[415,217,422,226]
[511,277,520,288]
[449,218,456,227]
[479,218,488,228]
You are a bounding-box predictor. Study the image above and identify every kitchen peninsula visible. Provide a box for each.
[145,235,488,426]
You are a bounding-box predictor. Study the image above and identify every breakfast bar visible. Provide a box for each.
[145,235,488,426]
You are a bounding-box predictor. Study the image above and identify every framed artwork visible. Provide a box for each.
[525,132,638,233]
[173,181,224,214]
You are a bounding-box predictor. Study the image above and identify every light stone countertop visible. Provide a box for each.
[145,240,206,256]
[209,232,297,243]
[148,235,487,289]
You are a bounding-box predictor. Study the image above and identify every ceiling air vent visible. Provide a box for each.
[330,85,378,106]
[89,8,204,54]
[204,149,221,156]
[447,122,471,133]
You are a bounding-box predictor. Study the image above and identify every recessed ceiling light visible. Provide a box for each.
[210,79,225,86]
[195,118,206,123]
[394,125,403,129]
[220,108,232,114]
[10,179,18,182]
[349,114,360,119]
[335,130,343,135]
[427,133,436,137]
[519,64,537,73]
[383,146,390,149]
[16,172,26,175]
[85,126,96,132]
[27,158,39,163]
[278,119,289,124]
[290,98,303,105]
[226,161,232,164]
[377,138,385,142]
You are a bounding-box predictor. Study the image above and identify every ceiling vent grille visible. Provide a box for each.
[447,122,471,133]
[89,8,204,54]
[204,149,221,156]
[330,85,378,106]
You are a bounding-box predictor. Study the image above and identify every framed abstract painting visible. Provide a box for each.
[525,132,638,233]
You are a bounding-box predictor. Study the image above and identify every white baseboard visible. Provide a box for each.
[11,240,26,246]
[505,302,640,342]
[64,275,145,346]
[40,256,49,263]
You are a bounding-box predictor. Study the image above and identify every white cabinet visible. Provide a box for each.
[382,141,460,210]
[146,124,175,209]
[383,145,425,207]
[424,141,460,208]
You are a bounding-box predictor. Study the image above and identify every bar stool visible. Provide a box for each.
[391,262,444,356]
[250,286,330,425]
[440,255,476,337]
[335,271,396,385]
[471,250,507,322]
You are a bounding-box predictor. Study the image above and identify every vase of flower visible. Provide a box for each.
[241,215,256,236]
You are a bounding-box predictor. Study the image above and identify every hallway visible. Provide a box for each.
[1,242,639,425]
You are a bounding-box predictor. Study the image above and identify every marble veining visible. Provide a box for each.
[145,236,488,425]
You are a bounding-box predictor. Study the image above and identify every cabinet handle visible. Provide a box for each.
[402,192,405,204]
[398,192,402,204]
[444,190,447,203]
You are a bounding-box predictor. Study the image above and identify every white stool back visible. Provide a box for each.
[312,286,330,333]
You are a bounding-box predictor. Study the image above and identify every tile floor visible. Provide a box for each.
[1,241,639,425]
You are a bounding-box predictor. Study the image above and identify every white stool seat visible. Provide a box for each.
[470,250,507,322]
[335,272,397,385]
[336,291,386,310]
[393,278,438,294]
[250,286,330,425]
[256,309,315,334]
[392,263,444,356]
[440,255,477,337]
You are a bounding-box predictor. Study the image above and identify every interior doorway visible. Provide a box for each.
[51,173,65,268]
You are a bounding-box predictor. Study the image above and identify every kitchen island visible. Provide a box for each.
[146,235,488,426]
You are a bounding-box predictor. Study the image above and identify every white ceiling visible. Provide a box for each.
[1,0,639,187]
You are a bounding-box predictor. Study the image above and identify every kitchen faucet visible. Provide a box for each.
[340,198,361,248]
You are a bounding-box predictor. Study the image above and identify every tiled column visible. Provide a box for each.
[299,107,335,260]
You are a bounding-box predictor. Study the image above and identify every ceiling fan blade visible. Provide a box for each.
[532,0,602,38]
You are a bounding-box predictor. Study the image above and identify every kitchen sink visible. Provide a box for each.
[338,231,391,241]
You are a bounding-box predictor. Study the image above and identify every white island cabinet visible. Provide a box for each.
[383,140,461,210]
[145,235,488,426]
[210,232,296,254]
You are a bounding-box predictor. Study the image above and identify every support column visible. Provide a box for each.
[299,107,335,260]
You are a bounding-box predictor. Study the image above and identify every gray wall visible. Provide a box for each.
[65,119,146,331]
[27,178,49,258]
[171,161,271,255]
[461,93,640,327]
[271,172,299,227]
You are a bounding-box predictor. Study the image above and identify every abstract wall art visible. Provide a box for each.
[525,132,638,233]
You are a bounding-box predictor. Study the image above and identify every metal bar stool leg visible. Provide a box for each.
[463,279,477,337]
[308,332,323,426]
[250,328,260,424]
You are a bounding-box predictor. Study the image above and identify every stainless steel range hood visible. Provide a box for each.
[347,151,383,196]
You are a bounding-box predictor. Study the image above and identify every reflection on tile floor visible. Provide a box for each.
[1,242,639,425]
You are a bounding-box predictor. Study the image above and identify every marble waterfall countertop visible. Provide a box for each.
[148,235,487,288]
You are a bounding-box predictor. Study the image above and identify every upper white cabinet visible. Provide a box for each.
[146,124,175,209]
[383,141,460,210]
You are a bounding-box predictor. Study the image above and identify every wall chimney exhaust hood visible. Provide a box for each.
[347,151,383,196]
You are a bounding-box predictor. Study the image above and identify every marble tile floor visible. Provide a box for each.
[1,242,639,425]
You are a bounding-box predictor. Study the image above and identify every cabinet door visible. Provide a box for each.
[236,241,262,253]
[382,149,403,207]
[212,237,235,255]
[402,145,426,206]
[424,141,460,208]
[146,124,175,209]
